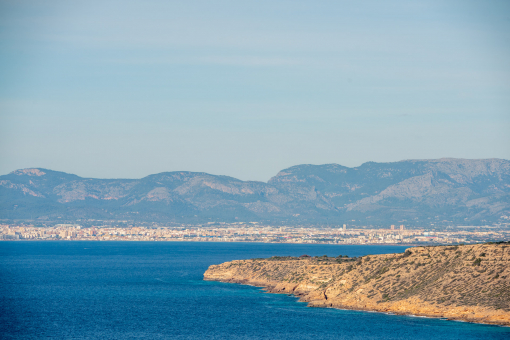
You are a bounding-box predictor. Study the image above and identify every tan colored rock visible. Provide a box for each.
[204,244,510,326]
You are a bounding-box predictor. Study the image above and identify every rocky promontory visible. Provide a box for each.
[204,243,510,326]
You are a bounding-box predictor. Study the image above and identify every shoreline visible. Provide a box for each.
[0,239,442,247]
[204,244,510,327]
[317,303,509,327]
[206,277,510,327]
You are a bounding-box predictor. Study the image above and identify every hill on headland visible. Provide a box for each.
[1,158,509,225]
[204,243,510,326]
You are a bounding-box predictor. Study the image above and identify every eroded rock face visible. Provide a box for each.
[204,243,510,326]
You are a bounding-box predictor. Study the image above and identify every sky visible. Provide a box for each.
[0,0,509,181]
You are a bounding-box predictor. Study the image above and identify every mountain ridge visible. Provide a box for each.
[1,158,509,225]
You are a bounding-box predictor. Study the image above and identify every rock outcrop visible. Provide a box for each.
[204,243,510,326]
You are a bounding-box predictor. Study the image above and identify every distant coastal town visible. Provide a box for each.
[1,222,508,245]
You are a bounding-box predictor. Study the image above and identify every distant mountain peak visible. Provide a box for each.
[10,168,46,176]
[1,158,509,225]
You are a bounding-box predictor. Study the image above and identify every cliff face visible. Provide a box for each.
[204,243,510,326]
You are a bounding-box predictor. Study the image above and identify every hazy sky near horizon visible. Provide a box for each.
[1,0,509,181]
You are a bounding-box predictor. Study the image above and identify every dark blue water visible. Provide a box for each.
[1,242,508,339]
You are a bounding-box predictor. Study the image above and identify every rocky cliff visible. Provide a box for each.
[204,243,510,326]
[1,158,509,224]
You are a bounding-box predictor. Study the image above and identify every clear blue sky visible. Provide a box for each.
[1,0,509,181]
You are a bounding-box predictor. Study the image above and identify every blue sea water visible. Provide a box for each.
[0,242,508,339]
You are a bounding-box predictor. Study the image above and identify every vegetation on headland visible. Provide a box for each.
[204,243,510,326]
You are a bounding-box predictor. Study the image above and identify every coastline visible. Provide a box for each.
[204,243,510,327]
[205,276,510,327]
[0,239,423,247]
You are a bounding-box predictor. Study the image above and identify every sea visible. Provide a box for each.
[1,241,508,339]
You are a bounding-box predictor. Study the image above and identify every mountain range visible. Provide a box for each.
[1,158,509,225]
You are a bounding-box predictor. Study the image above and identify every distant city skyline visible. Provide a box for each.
[1,0,509,181]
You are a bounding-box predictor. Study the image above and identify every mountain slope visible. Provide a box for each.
[268,158,510,224]
[1,158,509,224]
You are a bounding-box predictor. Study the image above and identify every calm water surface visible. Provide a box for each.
[1,241,508,339]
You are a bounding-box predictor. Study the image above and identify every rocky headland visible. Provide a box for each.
[204,243,510,326]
